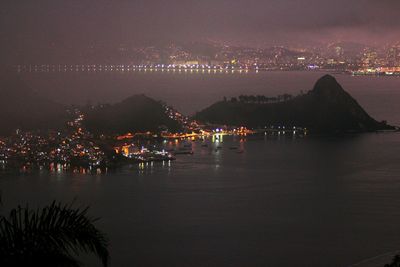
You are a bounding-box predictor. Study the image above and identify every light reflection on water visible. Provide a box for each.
[1,133,400,266]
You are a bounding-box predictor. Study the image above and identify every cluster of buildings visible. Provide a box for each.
[15,42,400,75]
[0,92,320,172]
[0,106,197,170]
[0,111,106,168]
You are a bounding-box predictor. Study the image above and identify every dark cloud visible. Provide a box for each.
[1,0,399,63]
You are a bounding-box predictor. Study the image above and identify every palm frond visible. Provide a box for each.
[0,201,109,267]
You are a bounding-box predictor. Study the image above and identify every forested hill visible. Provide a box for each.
[84,94,182,134]
[194,75,394,133]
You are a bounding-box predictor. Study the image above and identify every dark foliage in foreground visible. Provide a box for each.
[0,201,109,267]
[385,255,400,267]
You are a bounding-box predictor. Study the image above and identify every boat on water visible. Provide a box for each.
[173,145,194,155]
[173,150,194,155]
[182,141,192,148]
[124,149,176,162]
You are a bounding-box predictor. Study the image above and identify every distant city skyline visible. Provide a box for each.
[1,0,400,65]
[12,41,400,77]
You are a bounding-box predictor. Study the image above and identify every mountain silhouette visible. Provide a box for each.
[0,71,66,135]
[194,75,394,133]
[84,94,181,134]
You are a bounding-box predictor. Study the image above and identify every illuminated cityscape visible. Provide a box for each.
[0,100,306,172]
[2,1,400,266]
[15,42,400,76]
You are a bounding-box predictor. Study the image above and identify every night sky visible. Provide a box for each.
[1,0,399,63]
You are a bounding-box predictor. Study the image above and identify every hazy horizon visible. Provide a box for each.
[2,0,400,64]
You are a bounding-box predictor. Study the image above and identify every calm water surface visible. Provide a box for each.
[1,72,400,266]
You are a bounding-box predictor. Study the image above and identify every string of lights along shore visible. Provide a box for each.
[15,43,400,76]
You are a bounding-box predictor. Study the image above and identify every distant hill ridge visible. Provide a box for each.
[194,75,394,133]
[0,71,66,135]
[0,74,394,135]
[83,94,181,134]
